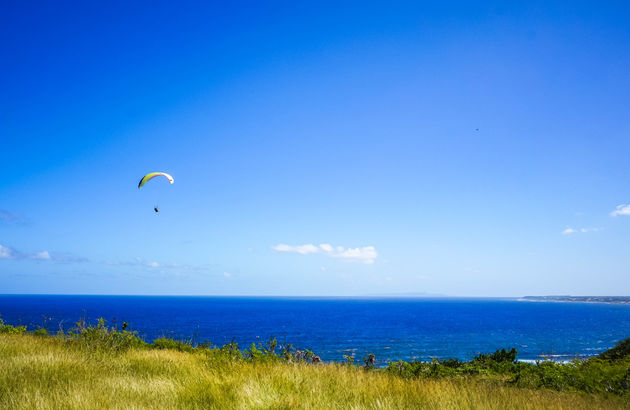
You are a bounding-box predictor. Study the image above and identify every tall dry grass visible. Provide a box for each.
[0,334,627,409]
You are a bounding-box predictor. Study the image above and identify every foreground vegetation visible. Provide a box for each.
[0,318,628,409]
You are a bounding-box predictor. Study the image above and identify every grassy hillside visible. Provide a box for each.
[1,332,628,409]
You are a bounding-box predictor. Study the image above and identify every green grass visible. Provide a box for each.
[1,333,628,409]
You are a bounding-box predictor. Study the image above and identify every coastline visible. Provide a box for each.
[519,296,630,305]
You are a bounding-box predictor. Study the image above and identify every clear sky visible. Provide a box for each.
[2,1,630,296]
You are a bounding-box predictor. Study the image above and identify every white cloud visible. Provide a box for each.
[335,246,378,263]
[127,257,160,268]
[272,243,378,264]
[562,227,600,235]
[580,228,600,233]
[611,204,630,217]
[223,272,232,278]
[0,245,13,259]
[272,244,320,254]
[31,251,51,260]
[107,258,212,276]
[0,245,67,261]
[319,244,333,252]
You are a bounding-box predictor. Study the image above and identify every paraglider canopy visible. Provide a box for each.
[138,172,174,189]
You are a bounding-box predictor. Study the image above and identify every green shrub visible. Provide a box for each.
[598,338,630,361]
[0,318,26,334]
[244,336,283,362]
[384,345,630,396]
[67,317,147,351]
[152,337,195,353]
[33,328,49,336]
[363,353,376,369]
[472,348,518,366]
[214,339,243,362]
[440,358,464,368]
[245,342,265,360]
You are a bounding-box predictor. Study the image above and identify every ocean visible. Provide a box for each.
[1,295,629,364]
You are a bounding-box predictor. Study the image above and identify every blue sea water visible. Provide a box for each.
[1,295,629,364]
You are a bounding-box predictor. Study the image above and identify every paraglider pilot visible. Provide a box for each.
[137,171,173,213]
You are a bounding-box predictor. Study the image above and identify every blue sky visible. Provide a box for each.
[1,1,630,296]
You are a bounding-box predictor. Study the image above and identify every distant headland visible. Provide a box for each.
[521,296,630,305]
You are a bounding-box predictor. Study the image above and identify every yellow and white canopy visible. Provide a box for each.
[137,172,174,189]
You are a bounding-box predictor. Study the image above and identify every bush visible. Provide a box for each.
[598,338,630,361]
[245,336,287,362]
[0,318,26,334]
[33,328,49,336]
[440,358,464,368]
[245,342,266,361]
[152,337,195,353]
[472,348,518,366]
[67,317,147,351]
[384,345,629,396]
[510,358,630,395]
[215,339,243,362]
[363,353,376,369]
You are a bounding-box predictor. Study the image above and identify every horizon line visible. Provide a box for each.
[1,293,629,298]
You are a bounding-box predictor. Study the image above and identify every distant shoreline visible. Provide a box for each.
[520,296,630,305]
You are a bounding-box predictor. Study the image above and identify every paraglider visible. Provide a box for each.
[138,172,174,188]
[138,172,173,213]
